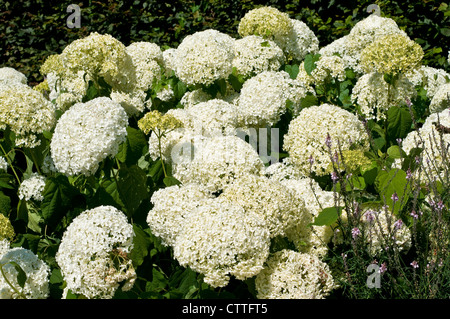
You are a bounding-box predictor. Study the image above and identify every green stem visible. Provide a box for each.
[29,149,42,175]
[0,263,27,299]
[0,144,21,185]
[157,132,167,178]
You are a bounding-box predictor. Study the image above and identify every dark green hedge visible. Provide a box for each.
[1,0,449,84]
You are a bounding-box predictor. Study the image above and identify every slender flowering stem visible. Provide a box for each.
[0,144,20,185]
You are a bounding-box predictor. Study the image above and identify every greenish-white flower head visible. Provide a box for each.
[238,6,292,42]
[360,33,424,76]
[255,249,336,299]
[0,83,56,148]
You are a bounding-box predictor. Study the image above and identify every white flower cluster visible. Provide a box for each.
[18,173,46,202]
[362,210,412,256]
[429,83,450,114]
[237,71,312,126]
[173,198,270,288]
[110,41,164,115]
[255,249,336,299]
[345,14,407,71]
[238,7,318,62]
[297,55,346,86]
[60,32,135,92]
[351,72,416,121]
[0,245,50,299]
[174,29,235,86]
[406,66,450,100]
[0,83,56,148]
[0,67,27,85]
[232,35,285,77]
[219,173,312,238]
[277,19,319,61]
[147,183,214,247]
[173,135,264,193]
[0,157,8,172]
[56,206,136,299]
[283,103,369,176]
[50,97,128,176]
[401,108,450,179]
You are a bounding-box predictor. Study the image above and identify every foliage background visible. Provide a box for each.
[1,0,449,85]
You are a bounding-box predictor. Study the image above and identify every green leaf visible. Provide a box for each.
[304,53,321,75]
[387,145,406,159]
[116,126,149,165]
[8,261,27,289]
[129,224,151,267]
[299,92,318,110]
[387,106,413,141]
[117,165,149,217]
[163,176,181,187]
[308,206,341,227]
[0,191,11,215]
[40,174,80,228]
[375,169,411,214]
[284,64,299,79]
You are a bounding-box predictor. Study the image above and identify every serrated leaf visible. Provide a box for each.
[117,165,149,216]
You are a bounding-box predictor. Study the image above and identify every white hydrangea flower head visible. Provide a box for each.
[61,32,135,91]
[173,135,265,193]
[162,48,178,77]
[0,156,8,172]
[18,173,46,202]
[264,157,305,180]
[297,55,346,86]
[175,29,235,86]
[0,239,9,257]
[0,247,50,299]
[283,104,369,176]
[280,177,336,257]
[56,206,136,299]
[147,183,214,247]
[345,14,407,70]
[238,71,310,126]
[276,19,319,61]
[184,98,241,136]
[110,89,147,117]
[406,66,450,100]
[220,173,312,238]
[0,83,56,148]
[401,108,450,179]
[232,35,285,77]
[429,83,450,113]
[0,67,27,85]
[351,72,416,121]
[126,41,163,91]
[173,198,270,288]
[179,89,212,108]
[50,97,128,176]
[255,249,336,299]
[319,35,361,74]
[362,210,412,256]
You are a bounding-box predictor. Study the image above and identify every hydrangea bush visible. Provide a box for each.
[0,5,448,299]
